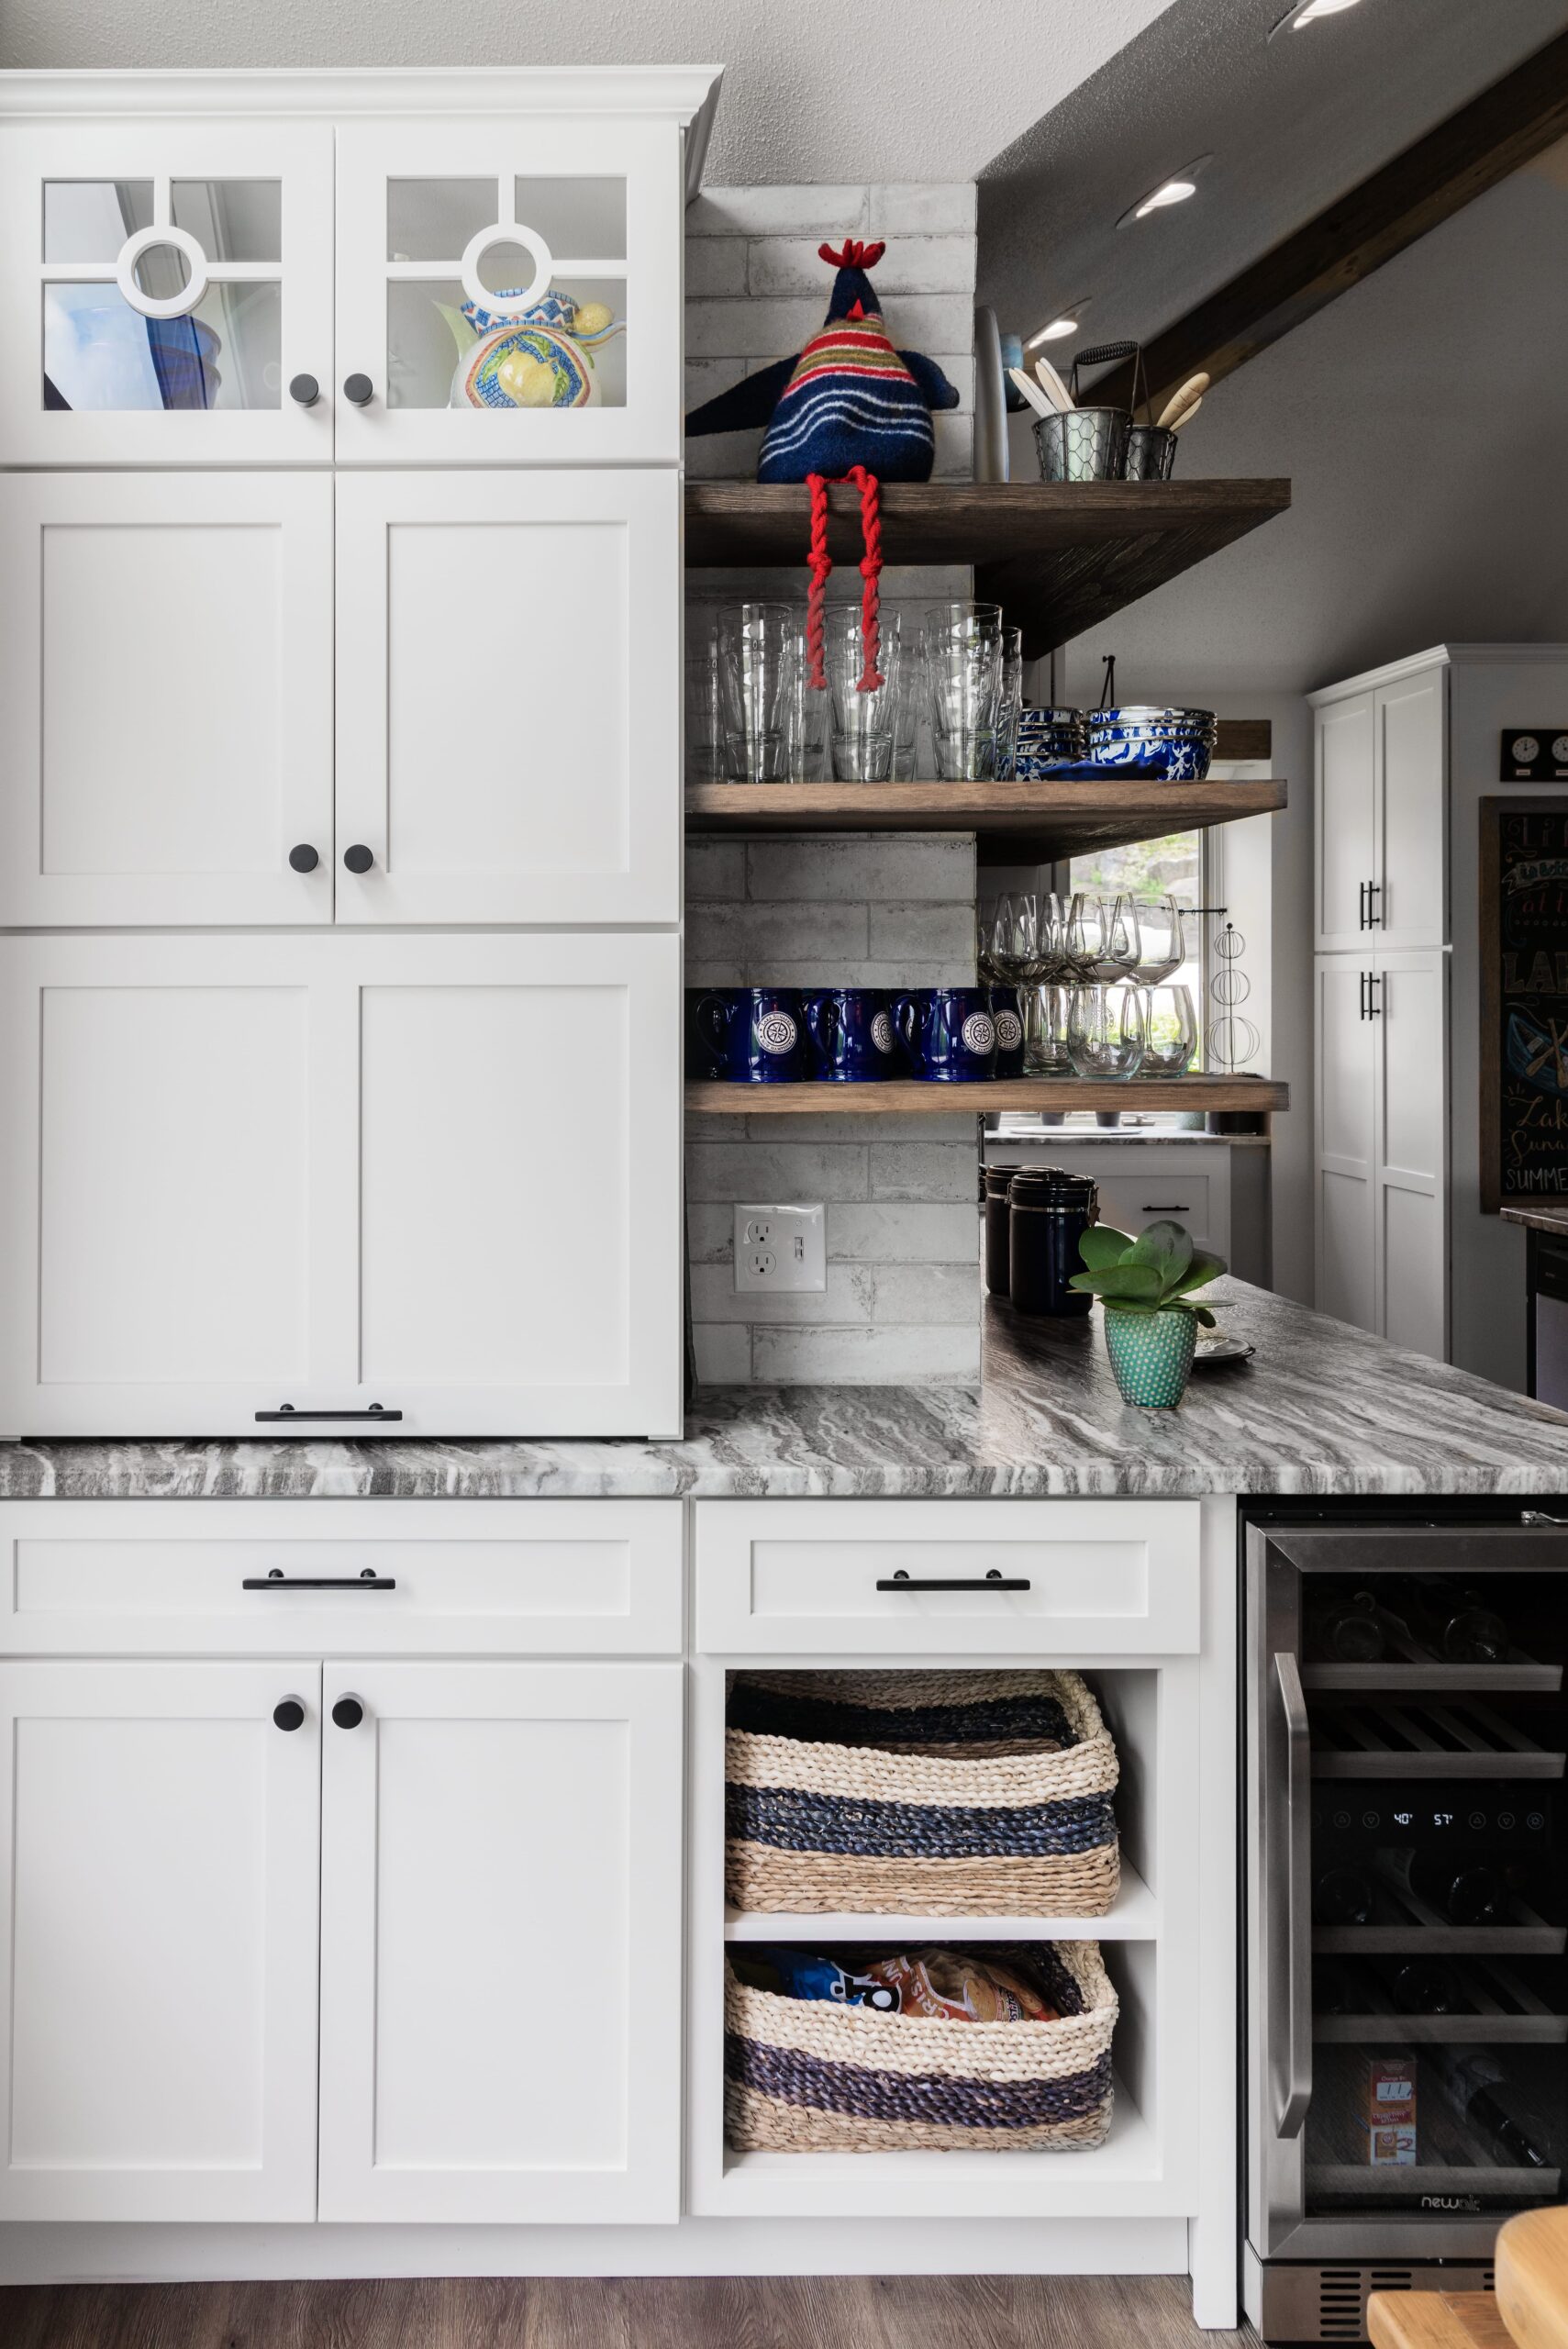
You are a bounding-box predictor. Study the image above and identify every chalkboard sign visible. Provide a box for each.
[1481,797,1568,1210]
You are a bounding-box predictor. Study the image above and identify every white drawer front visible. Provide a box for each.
[1094,1173,1218,1252]
[0,1499,682,1655]
[695,1498,1200,1655]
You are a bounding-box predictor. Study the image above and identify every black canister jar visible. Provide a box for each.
[1008,1169,1099,1318]
[983,1163,1032,1295]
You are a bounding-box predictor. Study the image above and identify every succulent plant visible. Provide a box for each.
[1069,1219,1226,1325]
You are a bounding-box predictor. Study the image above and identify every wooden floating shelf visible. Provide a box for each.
[686,775,1287,864]
[685,479,1292,658]
[687,1074,1288,1117]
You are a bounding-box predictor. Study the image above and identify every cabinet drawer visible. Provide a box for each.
[0,1499,682,1655]
[1095,1172,1220,1254]
[695,1499,1200,1655]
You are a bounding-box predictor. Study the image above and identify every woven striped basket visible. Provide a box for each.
[725,1669,1119,1916]
[724,1940,1118,2153]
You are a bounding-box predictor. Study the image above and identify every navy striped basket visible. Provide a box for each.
[724,1669,1119,1916]
[724,1939,1118,2152]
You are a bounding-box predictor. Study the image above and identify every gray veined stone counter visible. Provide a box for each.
[6,1281,1568,1502]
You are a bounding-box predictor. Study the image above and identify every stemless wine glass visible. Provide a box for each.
[1067,984,1147,1080]
[1024,981,1073,1074]
[1134,896,1188,985]
[1140,984,1198,1076]
[1066,895,1142,982]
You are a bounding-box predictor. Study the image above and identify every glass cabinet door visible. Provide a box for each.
[334,117,682,464]
[0,119,334,464]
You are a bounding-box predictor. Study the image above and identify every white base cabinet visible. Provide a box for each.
[0,931,682,1440]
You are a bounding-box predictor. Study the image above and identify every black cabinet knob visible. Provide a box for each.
[343,843,374,874]
[288,373,320,407]
[343,373,374,406]
[332,1695,364,1731]
[288,843,319,874]
[272,1698,306,1732]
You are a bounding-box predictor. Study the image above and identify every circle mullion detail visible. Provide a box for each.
[459,219,552,318]
[116,223,208,321]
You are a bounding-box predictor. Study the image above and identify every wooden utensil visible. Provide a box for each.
[1156,371,1209,429]
[1032,353,1075,412]
[1169,395,1203,432]
[1008,365,1055,418]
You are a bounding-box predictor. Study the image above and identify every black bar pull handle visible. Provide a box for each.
[255,1403,403,1422]
[244,1568,395,1590]
[876,1567,1032,1592]
[1367,880,1384,926]
[1359,881,1369,930]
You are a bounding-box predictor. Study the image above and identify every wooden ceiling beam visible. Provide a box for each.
[1094,28,1568,417]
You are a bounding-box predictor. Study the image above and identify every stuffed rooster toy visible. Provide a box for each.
[685,239,959,688]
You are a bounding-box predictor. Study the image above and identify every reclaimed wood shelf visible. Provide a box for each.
[687,1074,1288,1117]
[686,774,1286,863]
[685,479,1292,657]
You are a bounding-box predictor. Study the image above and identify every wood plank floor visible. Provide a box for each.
[0,2276,1256,2349]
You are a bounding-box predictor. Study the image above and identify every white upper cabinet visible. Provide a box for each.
[336,469,680,924]
[0,471,335,926]
[0,117,335,465]
[0,930,683,1440]
[335,115,684,465]
[1312,655,1448,954]
[1314,690,1374,952]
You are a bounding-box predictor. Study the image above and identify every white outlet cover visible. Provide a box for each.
[733,1203,827,1293]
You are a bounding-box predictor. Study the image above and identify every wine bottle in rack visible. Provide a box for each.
[1306,1588,1385,1663]
[1386,1847,1507,1926]
[1428,2048,1553,2169]
[1382,1579,1511,1664]
[1386,1956,1472,2015]
[1315,1865,1377,1925]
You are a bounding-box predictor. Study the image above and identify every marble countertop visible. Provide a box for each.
[6,1281,1568,1500]
[1501,1204,1568,1238]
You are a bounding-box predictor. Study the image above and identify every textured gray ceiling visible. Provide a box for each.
[979,0,1568,354]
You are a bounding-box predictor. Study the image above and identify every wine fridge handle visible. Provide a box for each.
[1274,1648,1314,2141]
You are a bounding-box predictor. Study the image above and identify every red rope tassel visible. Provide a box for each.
[803,468,883,694]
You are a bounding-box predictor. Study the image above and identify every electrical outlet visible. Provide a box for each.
[733,1203,827,1294]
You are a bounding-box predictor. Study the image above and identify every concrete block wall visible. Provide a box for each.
[687,834,983,1388]
[684,182,977,483]
[683,184,983,1387]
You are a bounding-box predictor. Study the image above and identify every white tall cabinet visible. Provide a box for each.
[1311,652,1451,1359]
[0,69,716,1438]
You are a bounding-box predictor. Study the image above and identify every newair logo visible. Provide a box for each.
[1490,806,1568,1202]
[1420,2192,1483,2213]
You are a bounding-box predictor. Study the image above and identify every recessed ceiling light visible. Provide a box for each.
[1027,308,1086,349]
[1117,158,1212,228]
[1270,0,1363,31]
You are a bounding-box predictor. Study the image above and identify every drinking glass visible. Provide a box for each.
[1066,894,1142,982]
[1140,983,1198,1076]
[720,603,801,783]
[995,625,1024,781]
[685,629,727,783]
[1024,981,1073,1074]
[827,625,906,783]
[924,621,1004,781]
[1067,985,1147,1080]
[1134,895,1188,985]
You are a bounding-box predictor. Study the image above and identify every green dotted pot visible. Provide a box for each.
[1102,1306,1197,1408]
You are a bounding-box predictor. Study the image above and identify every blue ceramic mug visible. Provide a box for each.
[894,986,999,1082]
[803,987,899,1082]
[990,986,1026,1078]
[687,987,738,1080]
[695,985,810,1083]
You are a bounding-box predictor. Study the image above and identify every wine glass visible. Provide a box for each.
[1134,896,1187,985]
[1067,895,1141,981]
[1067,984,1147,1080]
[987,893,1039,986]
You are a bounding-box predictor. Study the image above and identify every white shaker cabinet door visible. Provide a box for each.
[1314,692,1375,951]
[0,931,681,1438]
[317,1661,683,2223]
[335,468,680,924]
[0,472,334,925]
[0,1660,321,2221]
[0,117,335,466]
[333,114,683,466]
[1374,666,1447,950]
[1314,954,1376,1335]
[1373,946,1450,1361]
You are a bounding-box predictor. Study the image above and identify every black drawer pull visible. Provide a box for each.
[244,1567,395,1590]
[1142,1203,1191,1212]
[876,1567,1032,1592]
[255,1403,403,1421]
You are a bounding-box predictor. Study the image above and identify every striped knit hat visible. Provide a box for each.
[757,239,949,484]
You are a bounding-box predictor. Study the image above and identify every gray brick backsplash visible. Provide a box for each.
[748,235,976,299]
[745,835,974,907]
[868,184,979,237]
[686,1141,870,1203]
[872,1261,983,1323]
[690,1260,875,1327]
[829,1203,980,1262]
[683,183,981,1385]
[752,1323,983,1386]
[869,1141,981,1203]
[688,186,871,238]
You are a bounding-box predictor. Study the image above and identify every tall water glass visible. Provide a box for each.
[1141,983,1198,1076]
[996,626,1025,781]
[686,629,727,783]
[827,626,906,782]
[720,604,800,783]
[925,621,1004,781]
[1067,985,1147,1080]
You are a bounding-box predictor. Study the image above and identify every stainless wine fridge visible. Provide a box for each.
[1245,1503,1568,2343]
